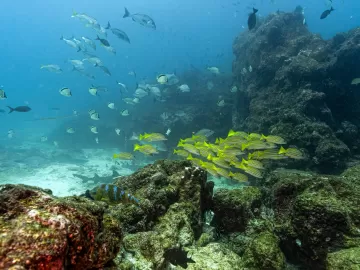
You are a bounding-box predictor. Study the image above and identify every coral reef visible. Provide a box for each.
[232,8,360,172]
[0,184,121,269]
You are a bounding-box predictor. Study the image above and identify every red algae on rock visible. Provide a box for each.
[0,184,122,269]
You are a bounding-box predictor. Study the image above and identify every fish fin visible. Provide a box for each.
[77,46,81,52]
[7,106,14,113]
[253,7,258,13]
[96,35,100,40]
[105,21,111,29]
[330,7,334,11]
[123,7,130,18]
[60,35,64,40]
[94,63,98,67]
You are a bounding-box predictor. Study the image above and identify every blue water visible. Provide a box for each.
[0,0,359,140]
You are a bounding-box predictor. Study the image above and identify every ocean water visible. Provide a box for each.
[0,0,359,196]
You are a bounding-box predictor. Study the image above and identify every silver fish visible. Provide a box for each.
[106,22,130,43]
[66,127,75,134]
[59,87,72,97]
[123,7,156,29]
[81,36,96,50]
[60,36,81,51]
[40,64,62,73]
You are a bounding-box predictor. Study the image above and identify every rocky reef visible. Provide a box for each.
[1,159,360,269]
[0,184,121,269]
[232,7,360,173]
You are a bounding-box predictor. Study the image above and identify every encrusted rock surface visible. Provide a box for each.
[0,184,121,269]
[232,9,360,172]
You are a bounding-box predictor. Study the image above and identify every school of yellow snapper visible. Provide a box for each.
[173,130,305,182]
[112,129,305,183]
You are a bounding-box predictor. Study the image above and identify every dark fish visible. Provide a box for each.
[123,7,156,29]
[7,106,32,113]
[95,35,110,47]
[89,184,140,206]
[163,248,195,268]
[320,7,334,19]
[106,22,131,43]
[94,63,111,76]
[248,7,258,30]
[0,89,6,99]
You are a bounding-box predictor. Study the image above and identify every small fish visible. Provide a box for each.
[103,45,116,55]
[117,81,128,92]
[7,106,32,113]
[248,65,253,72]
[107,102,115,109]
[83,57,102,66]
[60,36,81,51]
[40,136,48,142]
[94,63,111,76]
[351,78,360,85]
[89,184,140,206]
[173,149,190,157]
[8,129,14,139]
[217,99,225,107]
[134,143,159,155]
[95,35,110,47]
[303,18,306,25]
[228,171,248,182]
[73,110,78,116]
[178,84,190,92]
[207,81,214,90]
[320,7,334,19]
[278,146,305,159]
[123,7,156,29]
[81,36,96,50]
[66,127,75,134]
[195,129,214,138]
[128,71,137,77]
[230,86,238,93]
[115,128,121,135]
[139,132,167,142]
[0,89,7,99]
[40,64,62,73]
[95,137,99,144]
[166,128,171,136]
[156,74,168,84]
[113,152,134,160]
[53,141,58,147]
[121,109,129,116]
[248,8,258,30]
[163,247,195,269]
[260,134,286,145]
[89,110,100,120]
[207,67,220,74]
[106,22,131,43]
[90,126,98,134]
[134,88,149,98]
[68,59,84,70]
[88,86,98,96]
[59,87,72,97]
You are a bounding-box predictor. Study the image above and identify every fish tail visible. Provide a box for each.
[77,46,81,52]
[7,106,14,114]
[105,21,111,29]
[95,35,100,40]
[330,6,334,11]
[60,35,64,40]
[123,7,130,18]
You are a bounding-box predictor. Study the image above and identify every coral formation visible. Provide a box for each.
[0,184,121,269]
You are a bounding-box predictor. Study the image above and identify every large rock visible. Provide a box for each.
[270,167,360,269]
[212,187,262,232]
[0,184,121,269]
[231,9,360,172]
[110,160,212,268]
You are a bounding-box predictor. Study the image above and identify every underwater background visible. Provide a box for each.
[1,0,360,269]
